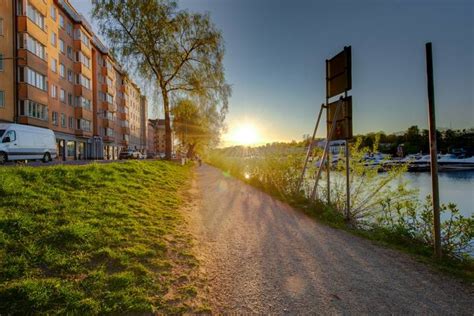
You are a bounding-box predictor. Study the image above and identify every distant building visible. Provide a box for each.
[316,140,346,155]
[147,119,157,156]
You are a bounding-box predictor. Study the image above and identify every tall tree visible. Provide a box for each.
[92,0,231,159]
[172,98,224,157]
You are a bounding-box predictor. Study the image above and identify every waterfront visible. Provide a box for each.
[405,170,474,219]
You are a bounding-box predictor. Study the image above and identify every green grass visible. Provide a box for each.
[0,161,204,314]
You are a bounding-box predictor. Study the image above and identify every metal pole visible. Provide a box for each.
[326,60,331,205]
[345,139,350,220]
[426,42,441,259]
[344,91,350,221]
[297,104,324,191]
[311,97,343,200]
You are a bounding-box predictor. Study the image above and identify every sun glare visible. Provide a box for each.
[230,123,261,145]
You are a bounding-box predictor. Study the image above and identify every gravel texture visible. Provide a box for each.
[185,164,473,314]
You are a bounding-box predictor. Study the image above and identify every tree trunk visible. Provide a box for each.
[162,89,172,160]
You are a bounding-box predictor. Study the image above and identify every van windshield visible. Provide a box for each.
[0,130,5,138]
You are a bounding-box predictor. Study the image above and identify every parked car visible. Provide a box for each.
[138,152,147,159]
[119,150,140,160]
[0,123,57,164]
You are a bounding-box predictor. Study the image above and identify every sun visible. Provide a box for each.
[230,123,261,145]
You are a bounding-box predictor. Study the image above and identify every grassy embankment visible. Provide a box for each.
[0,161,206,314]
[206,150,473,282]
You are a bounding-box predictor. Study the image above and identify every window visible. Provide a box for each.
[61,113,66,127]
[18,33,45,59]
[19,100,48,121]
[67,69,73,82]
[59,63,65,77]
[50,84,57,98]
[50,32,56,46]
[20,67,47,91]
[59,15,64,28]
[0,18,3,36]
[50,6,57,21]
[0,54,3,71]
[4,130,16,142]
[77,119,91,131]
[76,51,90,68]
[67,46,73,59]
[26,2,45,30]
[74,29,90,48]
[104,128,114,137]
[52,111,58,125]
[59,39,64,53]
[75,96,91,110]
[66,23,73,36]
[68,93,73,106]
[69,116,74,129]
[76,74,91,90]
[99,91,113,103]
[51,58,57,72]
[0,91,4,107]
[60,89,65,103]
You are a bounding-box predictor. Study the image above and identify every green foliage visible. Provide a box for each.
[378,196,474,260]
[0,161,202,314]
[172,98,224,156]
[356,126,474,155]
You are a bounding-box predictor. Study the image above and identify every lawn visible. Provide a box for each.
[0,161,204,314]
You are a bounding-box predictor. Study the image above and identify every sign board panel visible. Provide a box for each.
[327,96,353,140]
[326,46,352,98]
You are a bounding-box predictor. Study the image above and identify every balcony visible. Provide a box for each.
[102,118,114,128]
[73,40,92,56]
[101,83,112,94]
[102,101,116,112]
[119,112,129,120]
[122,126,130,135]
[74,85,93,99]
[75,129,93,138]
[17,50,48,74]
[103,135,115,143]
[18,116,49,128]
[17,17,48,45]
[18,83,48,105]
[73,61,87,74]
[119,140,129,147]
[75,107,93,120]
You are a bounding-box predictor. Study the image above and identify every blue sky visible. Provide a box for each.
[70,0,473,144]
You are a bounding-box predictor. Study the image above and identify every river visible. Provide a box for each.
[405,170,474,219]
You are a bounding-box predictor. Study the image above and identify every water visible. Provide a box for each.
[405,171,474,218]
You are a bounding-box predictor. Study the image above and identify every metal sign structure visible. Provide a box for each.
[326,46,352,98]
[327,96,352,141]
[298,46,353,220]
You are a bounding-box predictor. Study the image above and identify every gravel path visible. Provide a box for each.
[186,164,473,314]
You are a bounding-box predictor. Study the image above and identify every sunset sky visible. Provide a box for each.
[70,0,473,146]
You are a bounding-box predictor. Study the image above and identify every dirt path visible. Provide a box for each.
[185,164,473,314]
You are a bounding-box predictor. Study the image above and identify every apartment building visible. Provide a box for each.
[0,0,147,160]
[0,1,15,123]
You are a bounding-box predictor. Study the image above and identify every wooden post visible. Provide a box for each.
[426,42,441,259]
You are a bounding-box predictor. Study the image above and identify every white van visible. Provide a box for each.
[0,123,57,164]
